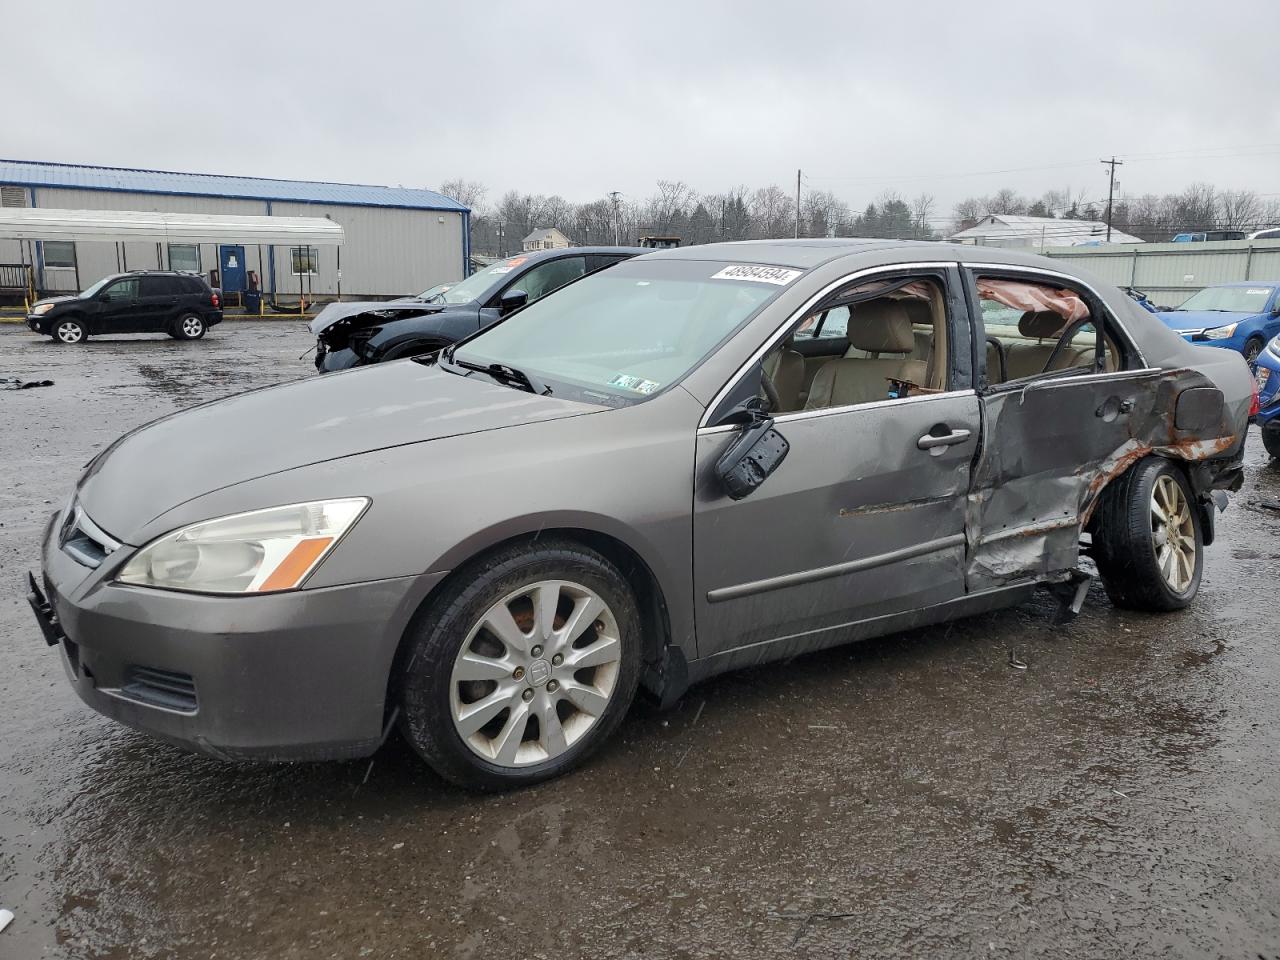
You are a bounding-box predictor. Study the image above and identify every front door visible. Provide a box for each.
[219,245,246,293]
[92,277,142,333]
[692,266,979,661]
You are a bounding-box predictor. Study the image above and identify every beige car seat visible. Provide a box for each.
[804,300,927,409]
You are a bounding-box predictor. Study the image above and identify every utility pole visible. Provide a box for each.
[1101,156,1123,242]
[795,169,801,238]
[608,191,622,245]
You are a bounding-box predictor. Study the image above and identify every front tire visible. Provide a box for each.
[1093,457,1203,611]
[398,539,641,790]
[1244,336,1264,365]
[52,319,86,344]
[1262,425,1280,460]
[175,313,207,340]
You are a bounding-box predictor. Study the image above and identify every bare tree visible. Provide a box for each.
[910,193,936,239]
[439,178,487,213]
[1219,189,1262,231]
[984,189,1027,216]
[952,198,983,232]
[749,185,795,239]
[802,190,849,238]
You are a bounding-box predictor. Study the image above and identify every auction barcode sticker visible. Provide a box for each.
[710,264,803,285]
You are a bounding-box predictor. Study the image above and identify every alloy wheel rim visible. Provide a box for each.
[1246,341,1261,363]
[449,579,622,767]
[57,322,82,343]
[1150,474,1195,593]
[182,317,203,337]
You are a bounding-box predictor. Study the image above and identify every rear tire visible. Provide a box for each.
[398,539,641,791]
[175,313,207,340]
[52,319,86,344]
[1093,457,1203,611]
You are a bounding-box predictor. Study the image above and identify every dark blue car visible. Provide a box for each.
[1253,335,1280,457]
[1157,282,1280,364]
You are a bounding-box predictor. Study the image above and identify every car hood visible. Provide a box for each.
[308,299,452,336]
[33,295,78,309]
[77,361,600,540]
[1156,309,1258,331]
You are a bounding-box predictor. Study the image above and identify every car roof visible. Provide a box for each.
[501,246,647,262]
[633,237,1092,271]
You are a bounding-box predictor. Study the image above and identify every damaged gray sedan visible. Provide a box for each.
[29,240,1251,790]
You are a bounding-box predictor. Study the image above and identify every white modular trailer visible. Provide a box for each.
[0,160,469,299]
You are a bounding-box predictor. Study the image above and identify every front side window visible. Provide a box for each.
[290,246,319,275]
[455,259,783,404]
[104,278,140,300]
[507,257,587,302]
[169,244,200,273]
[1175,285,1275,314]
[769,276,950,412]
[42,241,76,269]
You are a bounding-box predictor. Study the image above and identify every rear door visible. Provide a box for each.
[137,276,180,331]
[692,265,980,659]
[963,264,1160,590]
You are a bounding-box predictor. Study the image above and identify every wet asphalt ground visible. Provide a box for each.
[1,320,1278,959]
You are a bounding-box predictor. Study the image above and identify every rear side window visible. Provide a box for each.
[972,273,1127,387]
[142,277,182,297]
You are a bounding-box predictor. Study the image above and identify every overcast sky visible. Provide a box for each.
[9,0,1279,218]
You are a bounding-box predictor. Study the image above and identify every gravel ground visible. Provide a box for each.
[1,321,1278,959]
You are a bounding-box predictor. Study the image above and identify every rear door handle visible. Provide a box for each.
[917,428,972,450]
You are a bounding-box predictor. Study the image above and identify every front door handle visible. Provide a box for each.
[917,428,972,450]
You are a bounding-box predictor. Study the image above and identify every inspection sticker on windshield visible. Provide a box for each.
[711,264,803,285]
[609,374,661,394]
[1247,288,1271,296]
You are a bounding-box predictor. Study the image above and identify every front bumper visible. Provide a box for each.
[32,511,442,761]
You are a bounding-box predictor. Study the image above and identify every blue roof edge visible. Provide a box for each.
[0,158,469,214]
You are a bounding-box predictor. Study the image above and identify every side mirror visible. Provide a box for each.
[714,416,790,500]
[499,289,529,314]
[1271,303,1280,317]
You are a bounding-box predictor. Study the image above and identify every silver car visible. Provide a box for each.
[29,240,1252,789]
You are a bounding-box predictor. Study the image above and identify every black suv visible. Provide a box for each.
[27,271,223,344]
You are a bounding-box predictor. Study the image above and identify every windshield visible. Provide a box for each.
[79,275,121,299]
[1176,285,1275,313]
[453,259,786,402]
[415,281,454,302]
[437,258,529,304]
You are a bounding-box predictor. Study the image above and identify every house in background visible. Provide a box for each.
[950,214,1143,251]
[522,227,571,251]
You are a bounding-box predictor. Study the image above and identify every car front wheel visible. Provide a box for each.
[1244,336,1264,365]
[1092,457,1203,611]
[53,319,86,344]
[399,540,641,790]
[175,313,207,340]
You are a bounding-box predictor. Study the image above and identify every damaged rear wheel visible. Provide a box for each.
[1093,457,1203,611]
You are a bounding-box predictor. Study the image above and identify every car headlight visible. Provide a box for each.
[117,498,368,594]
[1267,335,1280,358]
[31,303,55,316]
[1203,322,1239,340]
